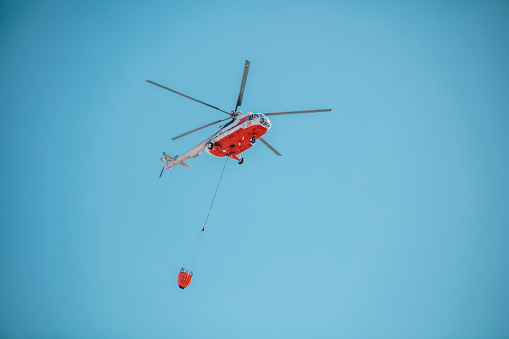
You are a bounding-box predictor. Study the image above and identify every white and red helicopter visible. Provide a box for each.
[147,60,331,176]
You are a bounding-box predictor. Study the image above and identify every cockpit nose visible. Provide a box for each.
[248,113,271,128]
[259,114,271,128]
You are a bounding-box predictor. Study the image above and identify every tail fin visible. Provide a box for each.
[161,158,172,169]
[160,152,190,173]
[159,158,175,177]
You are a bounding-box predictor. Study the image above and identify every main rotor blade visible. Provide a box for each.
[172,118,230,140]
[146,80,230,115]
[259,137,282,156]
[235,60,250,112]
[262,109,332,116]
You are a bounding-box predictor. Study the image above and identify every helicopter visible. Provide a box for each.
[147,60,331,176]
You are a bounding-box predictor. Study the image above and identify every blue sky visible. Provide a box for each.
[1,1,509,338]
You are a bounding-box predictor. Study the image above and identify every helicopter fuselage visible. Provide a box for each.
[205,113,271,160]
[160,113,271,170]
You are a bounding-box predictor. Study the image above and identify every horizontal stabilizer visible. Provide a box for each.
[163,152,177,161]
[161,153,191,168]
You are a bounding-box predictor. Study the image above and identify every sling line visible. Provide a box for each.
[201,156,229,232]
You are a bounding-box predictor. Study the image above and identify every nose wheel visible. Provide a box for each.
[238,158,244,165]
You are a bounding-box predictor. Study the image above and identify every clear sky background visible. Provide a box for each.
[1,1,509,338]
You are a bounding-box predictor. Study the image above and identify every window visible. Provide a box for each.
[260,116,271,128]
[223,119,235,128]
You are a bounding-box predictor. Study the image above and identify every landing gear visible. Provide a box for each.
[249,137,256,144]
[238,158,244,165]
[207,142,214,150]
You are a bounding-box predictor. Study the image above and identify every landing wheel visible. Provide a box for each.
[250,137,256,144]
[238,158,244,165]
[207,142,214,150]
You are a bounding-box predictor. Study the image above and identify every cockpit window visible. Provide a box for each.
[260,115,271,128]
[247,113,271,127]
[223,119,235,128]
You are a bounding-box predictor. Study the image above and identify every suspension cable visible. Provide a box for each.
[183,230,204,271]
[201,156,229,232]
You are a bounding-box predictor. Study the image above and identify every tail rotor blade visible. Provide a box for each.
[259,137,282,156]
[263,109,332,116]
[235,60,250,112]
[147,80,230,115]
